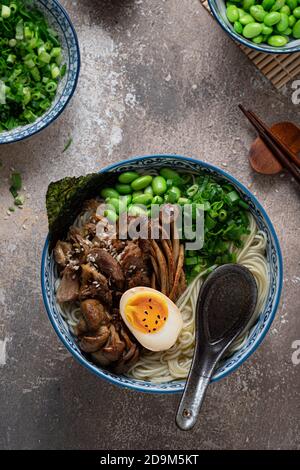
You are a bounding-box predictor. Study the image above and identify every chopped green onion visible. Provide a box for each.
[2,5,11,18]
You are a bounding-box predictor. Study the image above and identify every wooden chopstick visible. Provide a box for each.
[239,105,300,186]
[248,109,300,169]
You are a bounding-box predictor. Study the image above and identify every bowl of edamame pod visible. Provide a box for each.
[208,0,300,53]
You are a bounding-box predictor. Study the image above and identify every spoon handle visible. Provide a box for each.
[176,345,216,431]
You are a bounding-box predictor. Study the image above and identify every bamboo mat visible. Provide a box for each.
[199,0,300,89]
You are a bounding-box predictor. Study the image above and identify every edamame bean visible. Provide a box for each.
[238,7,247,17]
[289,14,296,27]
[132,191,143,198]
[152,195,164,205]
[267,34,288,44]
[131,175,153,191]
[166,186,181,203]
[159,168,182,184]
[178,197,192,205]
[132,193,153,205]
[262,24,274,34]
[104,209,118,222]
[271,0,286,11]
[250,5,268,21]
[240,13,256,24]
[264,11,281,25]
[152,176,167,195]
[286,0,297,10]
[234,20,243,33]
[144,185,154,196]
[101,188,119,199]
[115,183,132,194]
[243,22,264,37]
[243,0,256,11]
[293,19,300,37]
[280,5,291,14]
[227,4,240,21]
[252,34,264,42]
[293,7,300,18]
[276,13,289,31]
[118,171,139,184]
[128,205,148,217]
[107,197,127,214]
[121,194,132,206]
[262,0,276,11]
[281,26,292,33]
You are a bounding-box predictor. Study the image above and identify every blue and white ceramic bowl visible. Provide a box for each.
[41,155,283,393]
[208,0,300,54]
[0,0,80,144]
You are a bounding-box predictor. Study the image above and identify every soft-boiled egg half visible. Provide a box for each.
[120,287,183,351]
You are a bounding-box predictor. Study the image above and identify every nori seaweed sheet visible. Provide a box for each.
[46,171,116,250]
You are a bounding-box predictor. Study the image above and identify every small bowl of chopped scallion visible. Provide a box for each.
[0,0,80,144]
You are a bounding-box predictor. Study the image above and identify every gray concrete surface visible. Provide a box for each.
[0,0,300,450]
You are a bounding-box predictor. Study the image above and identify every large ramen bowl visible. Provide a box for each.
[41,155,283,393]
[208,0,300,54]
[0,0,80,144]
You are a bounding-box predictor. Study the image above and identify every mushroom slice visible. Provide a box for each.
[54,241,73,269]
[79,326,110,353]
[101,325,126,362]
[81,299,109,332]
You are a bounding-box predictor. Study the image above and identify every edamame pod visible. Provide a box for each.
[131,175,153,191]
[118,171,139,184]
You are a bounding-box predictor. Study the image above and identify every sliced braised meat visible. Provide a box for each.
[68,226,92,261]
[79,325,110,353]
[101,325,126,362]
[79,264,112,305]
[81,299,109,331]
[54,241,73,269]
[120,241,151,289]
[114,327,140,374]
[56,267,80,303]
[88,248,124,290]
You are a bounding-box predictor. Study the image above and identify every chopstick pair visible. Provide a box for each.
[239,105,300,187]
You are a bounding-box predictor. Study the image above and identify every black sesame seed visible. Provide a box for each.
[142,319,146,322]
[157,315,160,319]
[148,330,151,333]
[164,317,166,321]
[144,311,148,315]
[149,305,153,309]
[145,325,148,328]
[153,328,156,331]
[149,298,152,302]
[155,320,158,324]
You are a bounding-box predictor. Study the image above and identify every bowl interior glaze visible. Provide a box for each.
[208,0,300,54]
[0,0,80,144]
[41,155,283,393]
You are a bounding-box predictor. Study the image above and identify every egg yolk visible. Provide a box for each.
[125,292,169,334]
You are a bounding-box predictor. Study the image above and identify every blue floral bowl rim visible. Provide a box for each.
[208,0,300,55]
[0,0,80,145]
[41,154,283,394]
